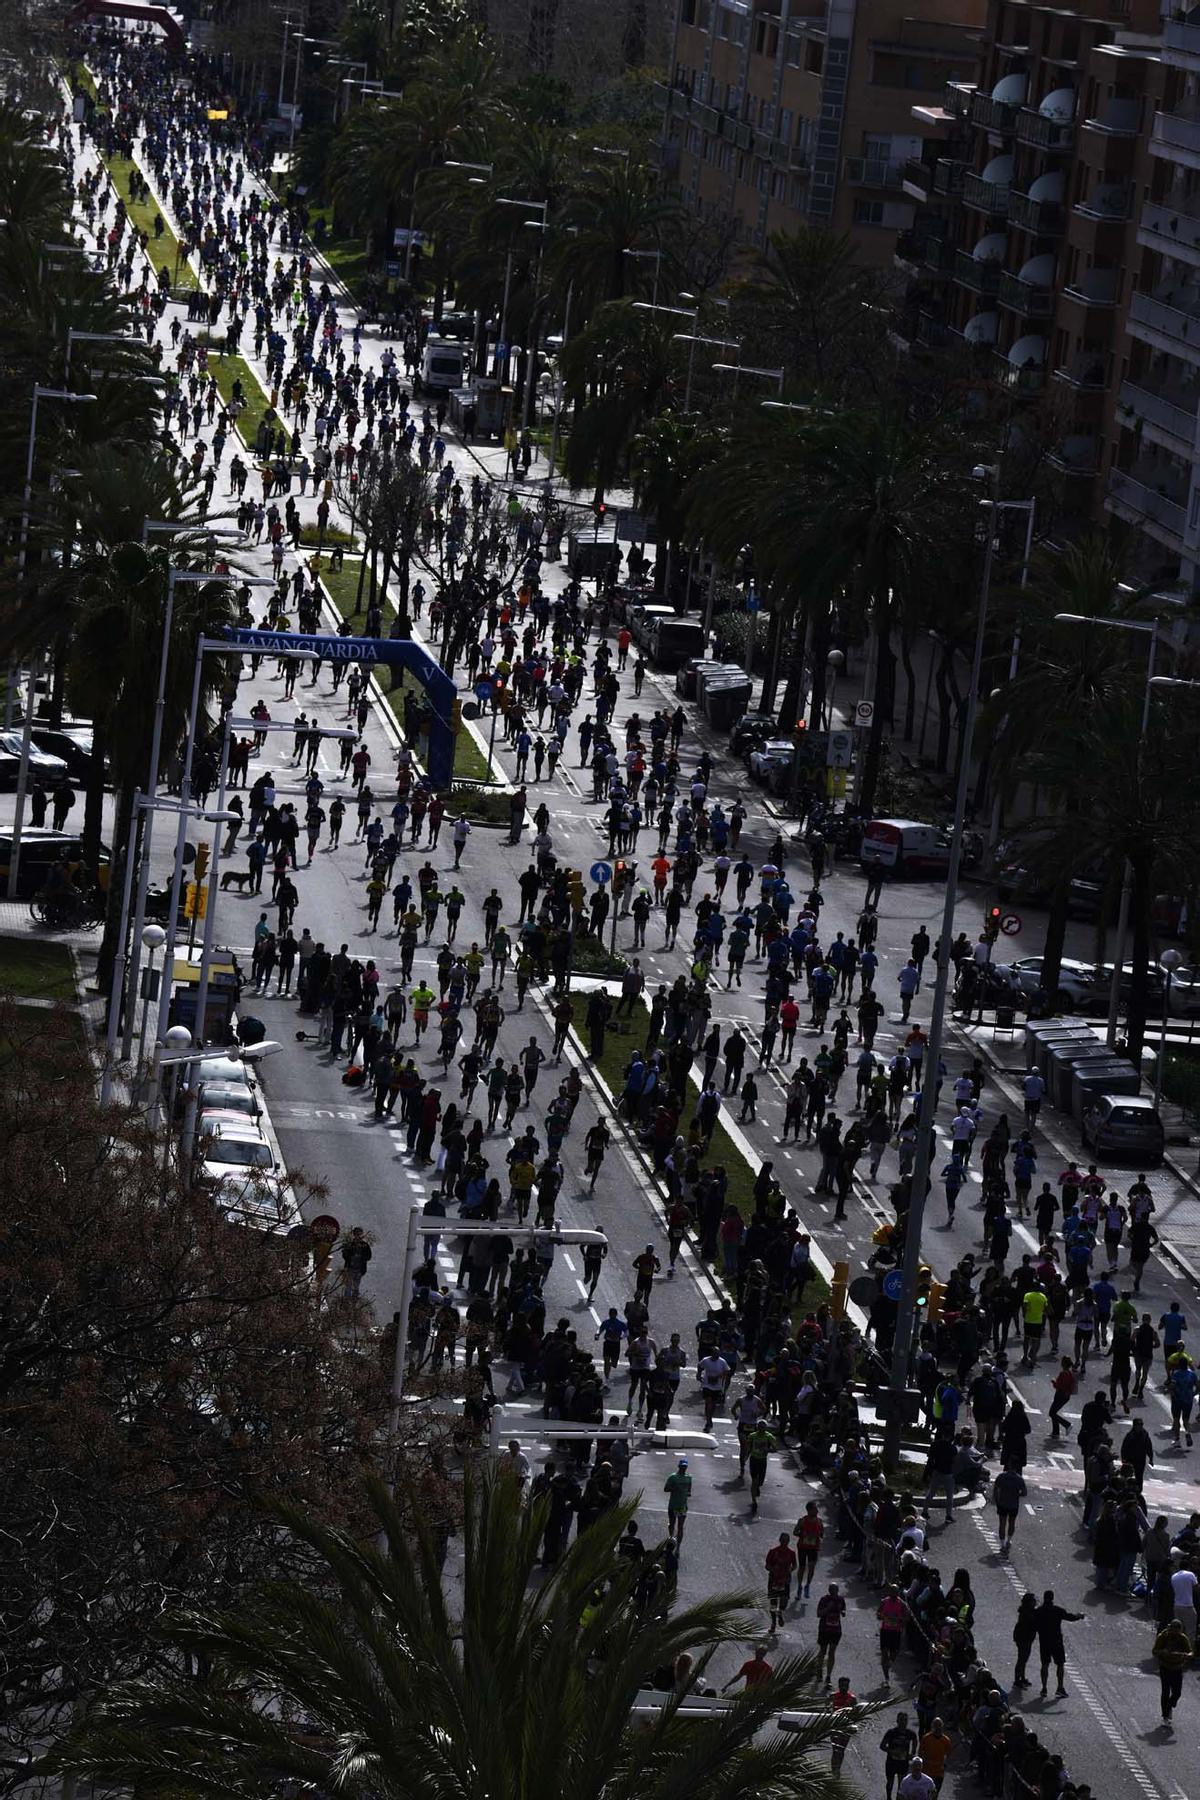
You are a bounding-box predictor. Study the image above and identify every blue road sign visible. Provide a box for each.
[474,678,494,705]
[590,861,612,885]
[882,1268,904,1302]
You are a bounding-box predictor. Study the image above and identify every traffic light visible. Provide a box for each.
[926,1281,945,1324]
[593,497,607,522]
[984,904,1002,944]
[193,840,211,886]
[567,869,584,913]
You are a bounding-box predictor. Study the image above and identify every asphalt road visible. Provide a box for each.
[42,70,1200,1796]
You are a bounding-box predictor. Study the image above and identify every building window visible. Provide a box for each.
[806,40,823,74]
[853,199,885,225]
[761,100,777,133]
[785,31,803,65]
[771,170,786,199]
[681,0,696,20]
[780,107,793,143]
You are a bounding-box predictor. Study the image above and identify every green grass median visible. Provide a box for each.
[105,152,198,291]
[568,987,829,1305]
[206,353,276,450]
[310,553,496,787]
[0,938,76,1002]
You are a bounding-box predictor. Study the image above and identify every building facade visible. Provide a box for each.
[658,0,985,263]
[898,0,1200,592]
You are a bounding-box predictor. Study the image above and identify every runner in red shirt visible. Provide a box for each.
[795,1498,825,1596]
[723,1645,773,1691]
[764,1533,798,1630]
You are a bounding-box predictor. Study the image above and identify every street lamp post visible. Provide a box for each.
[6,385,97,900]
[986,498,1036,853]
[624,247,661,307]
[1055,612,1159,1048]
[670,331,738,411]
[178,715,355,1166]
[1155,948,1183,1114]
[882,479,1029,1467]
[392,1217,609,1428]
[99,790,239,1109]
[136,923,167,1074]
[711,360,785,400]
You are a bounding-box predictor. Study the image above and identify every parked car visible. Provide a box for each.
[995,862,1103,919]
[991,956,1100,1010]
[198,1115,277,1184]
[29,725,96,783]
[730,710,779,757]
[0,829,111,899]
[748,739,796,789]
[196,1079,262,1123]
[0,731,68,789]
[1081,1093,1165,1164]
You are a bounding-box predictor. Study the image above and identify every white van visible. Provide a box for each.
[860,817,982,876]
[420,336,467,393]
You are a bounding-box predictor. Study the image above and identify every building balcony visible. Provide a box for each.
[1138,196,1200,268]
[1163,15,1200,72]
[945,79,975,119]
[1151,105,1200,171]
[1053,354,1108,391]
[923,236,957,275]
[1106,466,1188,552]
[1083,99,1140,138]
[963,173,1009,216]
[1048,436,1099,477]
[998,270,1054,316]
[844,156,906,190]
[994,353,1045,392]
[970,91,1019,133]
[932,157,969,197]
[1016,108,1075,152]
[1060,270,1119,309]
[1127,287,1200,369]
[1116,378,1200,455]
[903,157,934,201]
[954,249,1001,295]
[1008,189,1062,234]
[916,311,951,348]
[1074,183,1133,223]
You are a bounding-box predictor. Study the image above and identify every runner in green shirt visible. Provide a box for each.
[664,1458,692,1543]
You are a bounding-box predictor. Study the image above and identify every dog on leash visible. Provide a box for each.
[220,868,254,892]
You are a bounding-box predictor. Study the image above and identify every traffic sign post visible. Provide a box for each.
[882,1268,904,1302]
[590,860,612,885]
[1000,913,1022,937]
[854,699,874,729]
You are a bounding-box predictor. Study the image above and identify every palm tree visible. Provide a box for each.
[983,535,1166,1022]
[559,158,681,318]
[690,407,976,800]
[1016,698,1200,1057]
[629,413,717,602]
[726,226,887,401]
[48,1472,867,1800]
[560,300,675,496]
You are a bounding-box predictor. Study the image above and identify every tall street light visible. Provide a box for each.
[671,331,738,410]
[6,387,97,900]
[882,472,1033,1467]
[1055,612,1159,1047]
[120,565,268,1061]
[624,247,661,306]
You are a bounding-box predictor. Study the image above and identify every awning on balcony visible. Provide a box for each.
[1029,168,1065,202]
[983,153,1014,184]
[972,232,1007,262]
[964,310,999,344]
[1039,87,1076,121]
[1008,333,1047,367]
[993,73,1027,103]
[1018,252,1056,286]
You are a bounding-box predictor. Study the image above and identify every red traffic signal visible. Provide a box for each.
[594,498,607,520]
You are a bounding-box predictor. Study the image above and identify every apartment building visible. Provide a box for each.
[658,0,985,264]
[1106,8,1200,586]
